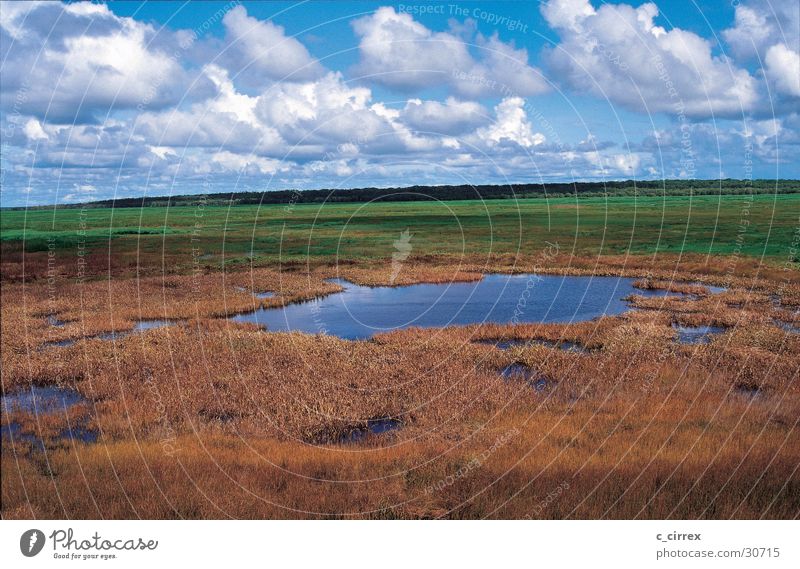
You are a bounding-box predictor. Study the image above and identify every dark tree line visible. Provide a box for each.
[18,179,800,210]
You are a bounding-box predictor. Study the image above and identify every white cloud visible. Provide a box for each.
[401,98,488,135]
[723,0,799,62]
[765,44,800,97]
[0,0,52,39]
[722,0,799,110]
[203,64,260,126]
[1,1,798,206]
[217,5,323,85]
[541,0,596,33]
[49,22,178,103]
[149,146,177,160]
[63,1,113,19]
[477,97,545,148]
[137,65,283,155]
[1,1,187,122]
[23,119,48,141]
[611,153,640,174]
[352,7,548,97]
[352,7,471,90]
[256,72,382,147]
[459,35,550,99]
[211,151,288,175]
[541,0,759,118]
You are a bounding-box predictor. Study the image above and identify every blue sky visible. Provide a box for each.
[1,0,798,206]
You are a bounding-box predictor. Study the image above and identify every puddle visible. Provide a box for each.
[734,383,762,398]
[501,363,532,379]
[58,424,99,443]
[683,281,727,294]
[530,377,549,392]
[41,338,79,349]
[631,289,689,300]
[476,339,530,350]
[701,284,727,294]
[235,286,275,299]
[556,341,589,353]
[673,324,726,345]
[0,423,45,451]
[41,319,181,349]
[338,418,401,444]
[47,314,66,327]
[1,421,97,447]
[232,274,676,340]
[2,386,85,414]
[633,281,727,297]
[500,364,550,391]
[1,385,97,447]
[774,319,799,334]
[477,338,588,353]
[132,319,177,332]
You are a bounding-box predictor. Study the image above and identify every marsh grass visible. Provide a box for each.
[2,256,798,519]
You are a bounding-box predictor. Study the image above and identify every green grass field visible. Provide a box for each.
[2,194,797,274]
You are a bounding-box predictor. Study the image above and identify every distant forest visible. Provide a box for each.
[26,179,800,209]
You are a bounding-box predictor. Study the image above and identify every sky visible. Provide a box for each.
[0,0,798,206]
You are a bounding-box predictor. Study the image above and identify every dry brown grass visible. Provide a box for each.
[3,395,797,519]
[2,256,799,519]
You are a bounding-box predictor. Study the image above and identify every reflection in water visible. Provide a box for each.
[232,274,685,340]
[673,324,726,344]
[500,363,549,391]
[2,385,85,413]
[684,282,727,294]
[132,319,177,332]
[774,319,799,334]
[235,286,275,299]
[476,338,588,353]
[42,319,181,349]
[47,314,67,327]
[338,418,401,444]
[735,383,762,398]
[1,385,97,446]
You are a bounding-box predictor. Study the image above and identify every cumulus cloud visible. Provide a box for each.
[136,65,283,155]
[0,1,188,122]
[541,0,759,118]
[1,1,798,206]
[255,72,385,148]
[0,0,49,39]
[137,64,455,162]
[211,151,289,175]
[541,0,596,32]
[215,5,324,86]
[639,115,800,178]
[400,98,488,135]
[351,7,548,97]
[477,97,545,148]
[765,44,800,97]
[723,0,799,62]
[23,119,49,142]
[722,0,799,107]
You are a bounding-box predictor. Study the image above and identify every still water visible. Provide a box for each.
[1,385,97,446]
[231,274,682,340]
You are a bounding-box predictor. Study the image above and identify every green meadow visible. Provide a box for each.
[2,194,797,271]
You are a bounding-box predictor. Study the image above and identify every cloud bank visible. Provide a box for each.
[1,0,797,205]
